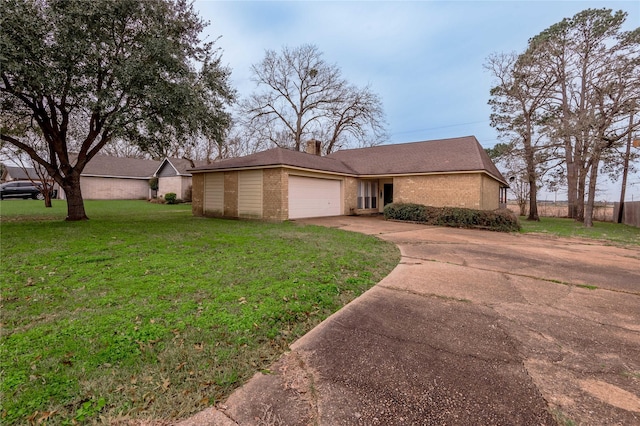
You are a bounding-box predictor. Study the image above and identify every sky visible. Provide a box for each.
[194,0,640,201]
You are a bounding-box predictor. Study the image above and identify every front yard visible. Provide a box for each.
[0,200,399,424]
[519,216,640,246]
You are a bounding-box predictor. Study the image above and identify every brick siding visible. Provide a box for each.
[263,168,288,221]
[80,176,150,200]
[394,173,496,210]
[223,171,238,217]
[191,173,204,216]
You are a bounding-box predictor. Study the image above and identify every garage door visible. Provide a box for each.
[288,176,341,219]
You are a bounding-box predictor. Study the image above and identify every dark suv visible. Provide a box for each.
[0,181,56,200]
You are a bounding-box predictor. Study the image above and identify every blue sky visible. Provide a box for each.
[194,0,640,201]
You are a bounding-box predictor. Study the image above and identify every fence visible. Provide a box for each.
[506,202,615,222]
[613,201,640,228]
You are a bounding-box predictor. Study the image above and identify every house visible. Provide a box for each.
[1,164,41,182]
[1,164,61,198]
[188,136,509,221]
[154,157,207,200]
[58,154,161,200]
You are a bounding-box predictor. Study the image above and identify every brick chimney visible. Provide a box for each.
[305,139,322,156]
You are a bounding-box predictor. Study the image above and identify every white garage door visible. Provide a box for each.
[288,176,341,219]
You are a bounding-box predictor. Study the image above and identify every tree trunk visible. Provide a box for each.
[44,192,52,208]
[583,151,602,228]
[523,130,539,222]
[61,173,88,221]
[527,179,539,221]
[576,170,587,222]
[617,112,634,223]
[518,200,527,216]
[564,136,578,219]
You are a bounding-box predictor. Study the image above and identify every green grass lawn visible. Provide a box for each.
[0,200,400,424]
[519,216,640,246]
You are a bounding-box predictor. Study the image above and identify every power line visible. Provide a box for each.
[391,120,491,137]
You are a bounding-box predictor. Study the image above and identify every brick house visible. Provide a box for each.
[58,154,161,200]
[154,157,208,200]
[189,136,509,221]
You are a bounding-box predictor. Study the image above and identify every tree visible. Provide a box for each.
[486,52,557,221]
[487,8,640,227]
[1,133,57,207]
[486,142,530,216]
[527,9,640,224]
[0,0,235,220]
[238,44,387,154]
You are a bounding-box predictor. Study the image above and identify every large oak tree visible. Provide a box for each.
[0,0,235,220]
[238,44,387,155]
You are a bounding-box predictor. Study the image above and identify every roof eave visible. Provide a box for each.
[189,164,357,177]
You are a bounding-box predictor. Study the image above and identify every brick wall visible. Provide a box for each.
[158,176,192,199]
[394,173,490,210]
[80,176,150,200]
[343,177,358,214]
[191,173,204,216]
[224,171,238,217]
[263,168,288,221]
[480,175,501,210]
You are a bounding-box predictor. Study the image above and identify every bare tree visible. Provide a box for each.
[486,142,530,216]
[1,133,56,206]
[528,8,640,224]
[238,44,387,154]
[486,52,557,221]
[100,139,150,159]
[488,8,640,226]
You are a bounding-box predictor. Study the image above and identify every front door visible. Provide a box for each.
[383,183,393,206]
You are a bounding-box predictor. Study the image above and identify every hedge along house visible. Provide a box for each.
[189,136,509,221]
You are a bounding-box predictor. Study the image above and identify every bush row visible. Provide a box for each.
[383,203,520,232]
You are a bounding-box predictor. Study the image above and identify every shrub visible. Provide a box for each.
[148,177,159,191]
[383,203,520,232]
[164,192,177,204]
[383,203,427,222]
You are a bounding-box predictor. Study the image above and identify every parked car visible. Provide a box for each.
[0,180,57,200]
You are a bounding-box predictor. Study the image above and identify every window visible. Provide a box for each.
[357,181,378,209]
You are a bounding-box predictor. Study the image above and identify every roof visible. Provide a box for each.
[73,154,161,179]
[189,147,358,175]
[155,157,210,177]
[327,137,506,182]
[189,136,507,185]
[1,165,40,180]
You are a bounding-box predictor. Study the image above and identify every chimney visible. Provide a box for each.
[305,139,322,156]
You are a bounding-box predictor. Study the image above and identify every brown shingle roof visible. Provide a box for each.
[189,136,507,185]
[328,136,506,182]
[157,158,209,176]
[74,154,161,178]
[189,147,358,175]
[2,165,40,180]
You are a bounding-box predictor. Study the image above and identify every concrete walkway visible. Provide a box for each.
[179,216,640,425]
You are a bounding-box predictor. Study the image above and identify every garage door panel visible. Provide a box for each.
[289,176,341,219]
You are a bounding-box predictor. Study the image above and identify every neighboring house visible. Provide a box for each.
[1,164,41,182]
[59,154,161,200]
[154,157,207,200]
[189,136,509,221]
[1,163,61,198]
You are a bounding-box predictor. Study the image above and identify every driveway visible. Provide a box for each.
[181,216,640,425]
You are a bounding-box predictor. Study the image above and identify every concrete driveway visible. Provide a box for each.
[181,216,640,425]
